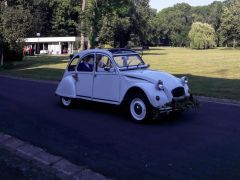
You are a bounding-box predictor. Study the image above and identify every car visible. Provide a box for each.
[55,48,198,122]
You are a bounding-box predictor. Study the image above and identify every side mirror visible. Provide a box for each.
[69,54,74,60]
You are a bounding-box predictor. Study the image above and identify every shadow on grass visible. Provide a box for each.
[148,48,166,51]
[23,55,69,61]
[143,52,168,56]
[4,67,64,81]
[10,55,69,70]
[2,65,240,100]
[175,74,240,100]
[220,47,240,50]
[133,47,166,51]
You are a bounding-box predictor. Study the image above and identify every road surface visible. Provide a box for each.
[0,76,240,179]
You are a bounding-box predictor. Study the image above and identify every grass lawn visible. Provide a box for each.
[143,47,240,100]
[0,47,240,100]
[0,55,69,80]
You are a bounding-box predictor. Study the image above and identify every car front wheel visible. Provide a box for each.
[129,93,156,122]
[60,96,73,107]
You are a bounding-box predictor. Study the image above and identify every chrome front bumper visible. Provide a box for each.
[159,95,199,114]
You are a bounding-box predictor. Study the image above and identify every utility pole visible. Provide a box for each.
[80,0,86,50]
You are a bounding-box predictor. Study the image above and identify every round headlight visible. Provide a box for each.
[181,76,188,84]
[157,80,164,90]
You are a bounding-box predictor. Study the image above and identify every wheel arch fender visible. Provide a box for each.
[121,83,156,107]
[55,75,76,98]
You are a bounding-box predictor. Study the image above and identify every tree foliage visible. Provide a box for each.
[192,2,223,46]
[84,0,156,48]
[1,0,240,63]
[155,3,192,46]
[189,22,216,49]
[219,0,240,47]
[1,5,32,48]
[0,1,33,64]
[51,0,80,36]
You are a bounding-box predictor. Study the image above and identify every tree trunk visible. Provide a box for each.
[80,0,86,50]
[0,49,3,66]
[233,39,236,48]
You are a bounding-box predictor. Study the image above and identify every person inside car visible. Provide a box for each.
[78,56,94,72]
[96,54,104,68]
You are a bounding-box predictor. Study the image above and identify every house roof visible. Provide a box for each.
[25,37,81,43]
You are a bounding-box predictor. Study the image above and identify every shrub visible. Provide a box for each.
[189,22,216,49]
[4,46,23,62]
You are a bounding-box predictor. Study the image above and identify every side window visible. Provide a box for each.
[114,56,124,67]
[96,54,113,72]
[77,54,94,72]
[68,55,79,71]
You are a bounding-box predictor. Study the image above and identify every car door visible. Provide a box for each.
[75,53,95,99]
[92,53,120,103]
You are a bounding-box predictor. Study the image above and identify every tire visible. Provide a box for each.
[60,96,74,107]
[128,93,156,122]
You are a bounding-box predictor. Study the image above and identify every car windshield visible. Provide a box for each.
[113,54,145,68]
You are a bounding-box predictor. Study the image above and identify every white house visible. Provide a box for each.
[25,37,81,55]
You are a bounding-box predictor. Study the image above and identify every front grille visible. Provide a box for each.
[172,87,185,97]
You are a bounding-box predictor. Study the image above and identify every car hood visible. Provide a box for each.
[121,69,182,89]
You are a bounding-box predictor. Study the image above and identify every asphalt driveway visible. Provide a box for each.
[0,76,240,179]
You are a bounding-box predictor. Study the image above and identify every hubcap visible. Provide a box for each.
[134,103,143,115]
[61,97,71,107]
[130,98,146,121]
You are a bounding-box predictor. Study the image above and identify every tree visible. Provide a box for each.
[99,14,131,47]
[0,2,33,65]
[85,0,132,48]
[82,0,157,48]
[30,0,54,37]
[85,0,111,48]
[192,2,223,46]
[3,0,54,37]
[192,5,210,23]
[129,0,157,46]
[0,1,5,65]
[189,22,216,49]
[219,0,240,47]
[80,0,86,50]
[155,3,192,46]
[51,0,80,36]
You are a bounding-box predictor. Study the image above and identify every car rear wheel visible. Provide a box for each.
[129,93,156,122]
[60,97,73,107]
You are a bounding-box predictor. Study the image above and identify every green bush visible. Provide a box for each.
[189,22,216,49]
[0,62,14,69]
[3,45,23,62]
